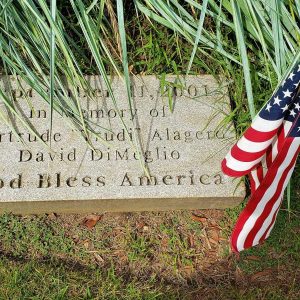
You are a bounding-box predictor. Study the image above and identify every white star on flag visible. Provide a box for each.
[289,72,295,80]
[290,109,296,117]
[273,96,282,105]
[283,89,293,98]
[281,104,289,112]
[265,103,272,111]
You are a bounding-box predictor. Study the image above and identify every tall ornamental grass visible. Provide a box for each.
[135,0,300,118]
[0,0,299,180]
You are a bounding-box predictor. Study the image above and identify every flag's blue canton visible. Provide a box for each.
[259,64,300,121]
[289,113,300,138]
[284,95,300,122]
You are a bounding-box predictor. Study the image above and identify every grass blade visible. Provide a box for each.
[116,0,149,176]
[50,0,56,146]
[231,0,255,119]
[186,0,208,75]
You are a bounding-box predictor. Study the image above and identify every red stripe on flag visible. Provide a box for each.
[221,159,254,177]
[256,162,264,182]
[243,145,298,249]
[231,144,266,162]
[249,173,257,194]
[278,124,287,149]
[244,127,279,142]
[266,143,273,168]
[230,137,299,252]
[259,203,281,243]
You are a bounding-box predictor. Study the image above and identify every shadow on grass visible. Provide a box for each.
[1,205,300,300]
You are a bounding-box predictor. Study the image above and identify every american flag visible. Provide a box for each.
[222,62,300,252]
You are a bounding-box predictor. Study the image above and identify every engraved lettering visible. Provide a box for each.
[162,175,173,185]
[200,174,211,185]
[10,174,22,189]
[120,172,133,186]
[139,175,158,186]
[38,174,51,188]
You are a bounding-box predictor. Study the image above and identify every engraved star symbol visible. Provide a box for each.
[273,96,282,106]
[298,127,300,132]
[295,103,300,110]
[281,104,289,112]
[283,89,293,98]
[289,72,295,80]
[298,64,300,72]
[281,79,286,87]
[290,109,296,117]
[265,103,272,112]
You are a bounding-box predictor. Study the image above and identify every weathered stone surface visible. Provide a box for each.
[0,75,244,213]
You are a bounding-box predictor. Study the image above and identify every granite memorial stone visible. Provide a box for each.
[0,75,244,213]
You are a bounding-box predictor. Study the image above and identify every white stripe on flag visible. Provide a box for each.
[265,209,280,239]
[262,158,268,177]
[284,121,294,136]
[271,139,279,161]
[251,170,260,191]
[251,115,283,131]
[237,136,274,152]
[225,153,262,171]
[253,163,297,245]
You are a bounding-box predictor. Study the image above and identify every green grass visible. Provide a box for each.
[0,193,300,300]
[0,257,172,299]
